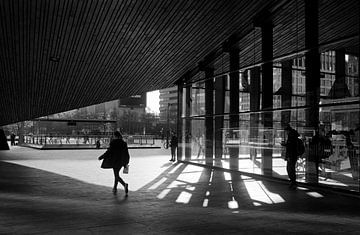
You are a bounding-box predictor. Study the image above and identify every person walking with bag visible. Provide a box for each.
[98,131,129,195]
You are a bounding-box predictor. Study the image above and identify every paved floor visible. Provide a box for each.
[1,146,360,234]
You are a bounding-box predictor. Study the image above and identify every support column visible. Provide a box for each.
[214,76,225,159]
[177,82,183,160]
[18,122,25,145]
[281,60,293,125]
[261,21,273,176]
[250,67,260,162]
[281,60,293,159]
[185,82,192,160]
[305,0,320,183]
[229,50,240,166]
[204,68,214,165]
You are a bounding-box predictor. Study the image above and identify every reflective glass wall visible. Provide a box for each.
[179,51,359,192]
[178,0,359,193]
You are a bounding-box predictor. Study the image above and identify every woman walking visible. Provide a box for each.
[98,131,130,195]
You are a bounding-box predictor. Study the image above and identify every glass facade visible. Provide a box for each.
[178,1,359,193]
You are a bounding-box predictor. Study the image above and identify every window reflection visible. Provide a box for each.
[179,46,359,192]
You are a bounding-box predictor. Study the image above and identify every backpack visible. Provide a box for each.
[296,138,305,156]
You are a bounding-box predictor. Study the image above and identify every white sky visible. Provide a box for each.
[146,90,160,114]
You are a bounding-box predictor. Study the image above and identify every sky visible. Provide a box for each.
[146,90,160,114]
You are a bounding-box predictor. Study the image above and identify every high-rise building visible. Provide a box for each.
[159,87,178,128]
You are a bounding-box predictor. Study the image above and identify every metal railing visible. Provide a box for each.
[23,134,156,147]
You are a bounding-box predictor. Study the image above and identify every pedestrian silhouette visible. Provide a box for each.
[10,133,16,146]
[282,124,300,189]
[169,132,178,162]
[98,131,130,195]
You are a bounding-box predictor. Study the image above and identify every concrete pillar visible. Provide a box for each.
[281,60,293,124]
[18,122,25,145]
[185,83,192,160]
[304,0,320,183]
[229,50,240,166]
[214,75,225,159]
[205,68,214,165]
[177,83,183,160]
[250,67,260,162]
[261,21,273,176]
[281,60,293,159]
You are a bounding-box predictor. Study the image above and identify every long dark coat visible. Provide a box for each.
[285,128,300,161]
[100,138,130,169]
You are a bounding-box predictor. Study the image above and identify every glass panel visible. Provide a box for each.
[191,82,205,116]
[316,48,359,192]
[346,53,359,97]
[181,87,187,118]
[224,74,230,114]
[179,40,359,194]
[239,70,250,112]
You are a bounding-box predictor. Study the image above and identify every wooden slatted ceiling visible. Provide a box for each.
[0,0,359,125]
[319,0,359,45]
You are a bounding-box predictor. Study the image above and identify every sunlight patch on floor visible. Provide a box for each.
[3,154,174,191]
[148,177,167,190]
[202,198,209,207]
[157,188,171,199]
[228,199,239,209]
[306,192,324,198]
[297,186,310,191]
[176,191,192,204]
[243,178,285,206]
[168,163,184,174]
[224,172,231,181]
[175,165,203,184]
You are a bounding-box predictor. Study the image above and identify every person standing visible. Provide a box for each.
[196,134,204,158]
[98,131,129,195]
[309,127,332,179]
[170,132,178,162]
[10,133,16,146]
[282,124,300,189]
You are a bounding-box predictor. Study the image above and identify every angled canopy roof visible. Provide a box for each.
[0,0,358,125]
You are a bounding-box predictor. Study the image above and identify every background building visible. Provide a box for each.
[159,87,178,132]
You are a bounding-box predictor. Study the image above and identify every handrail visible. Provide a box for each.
[22,134,156,146]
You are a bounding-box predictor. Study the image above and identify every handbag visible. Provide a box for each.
[123,164,129,174]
